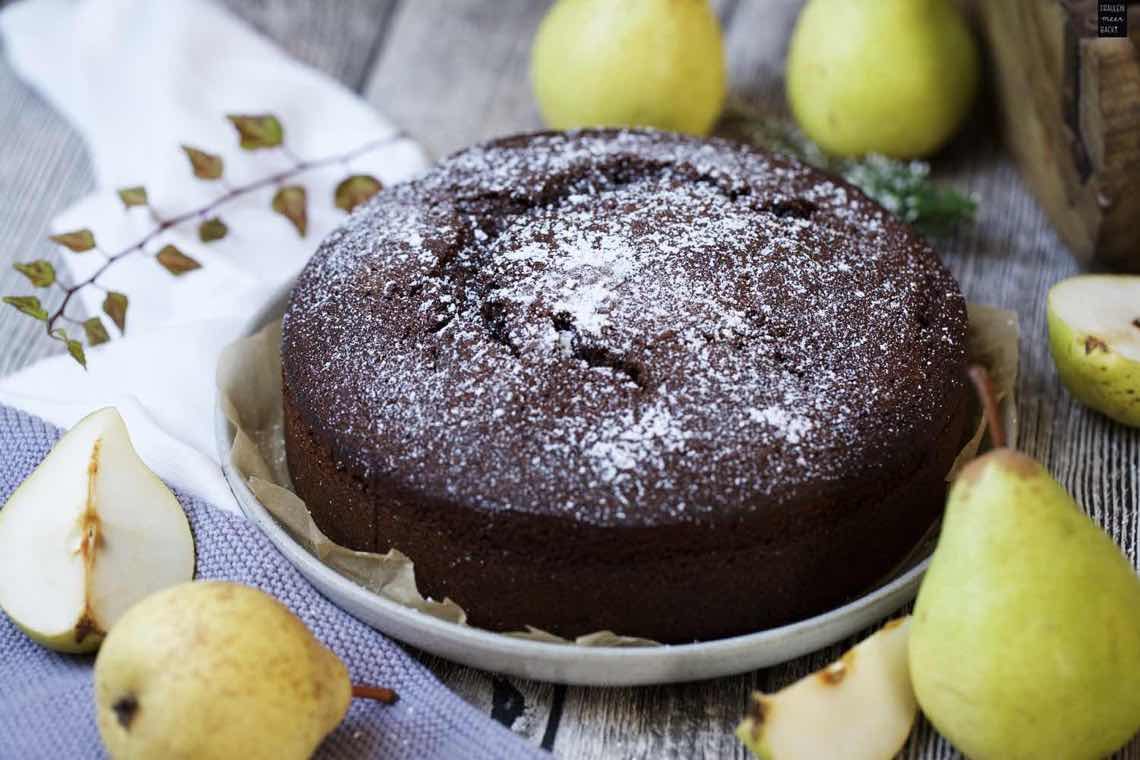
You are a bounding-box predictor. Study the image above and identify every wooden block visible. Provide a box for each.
[978,0,1140,271]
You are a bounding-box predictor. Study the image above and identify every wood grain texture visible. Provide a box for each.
[1,0,1137,757]
[221,0,401,90]
[977,0,1140,271]
[363,0,742,158]
[364,0,551,159]
[410,649,558,746]
[0,57,92,375]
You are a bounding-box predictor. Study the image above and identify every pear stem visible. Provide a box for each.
[968,365,1006,449]
[351,684,399,705]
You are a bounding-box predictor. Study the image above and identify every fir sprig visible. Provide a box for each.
[718,106,977,237]
[5,114,400,368]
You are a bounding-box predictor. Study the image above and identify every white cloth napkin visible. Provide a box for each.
[0,0,429,510]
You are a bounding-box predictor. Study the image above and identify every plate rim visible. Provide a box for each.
[213,282,929,685]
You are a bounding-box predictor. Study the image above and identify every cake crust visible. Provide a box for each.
[282,129,970,642]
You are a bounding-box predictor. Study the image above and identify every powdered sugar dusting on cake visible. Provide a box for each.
[748,406,814,445]
[282,129,968,526]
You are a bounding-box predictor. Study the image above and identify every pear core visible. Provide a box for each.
[0,407,194,652]
[1049,275,1140,362]
[1047,275,1140,427]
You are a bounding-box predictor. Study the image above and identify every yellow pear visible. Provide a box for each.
[93,582,388,760]
[786,0,979,158]
[909,369,1140,759]
[531,0,725,135]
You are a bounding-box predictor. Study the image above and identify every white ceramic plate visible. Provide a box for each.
[214,286,929,686]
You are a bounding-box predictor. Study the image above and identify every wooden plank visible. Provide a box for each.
[221,0,401,89]
[363,0,552,159]
[0,62,92,376]
[410,651,557,746]
[976,0,1140,270]
[720,0,803,109]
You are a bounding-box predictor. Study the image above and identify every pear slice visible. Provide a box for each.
[1047,274,1140,428]
[0,407,194,652]
[736,618,916,760]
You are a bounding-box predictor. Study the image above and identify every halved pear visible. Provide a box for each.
[736,617,916,760]
[0,407,195,652]
[1047,274,1140,428]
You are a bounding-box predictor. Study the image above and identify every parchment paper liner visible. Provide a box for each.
[217,304,1019,647]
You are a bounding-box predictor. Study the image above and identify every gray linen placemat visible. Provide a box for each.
[0,403,547,759]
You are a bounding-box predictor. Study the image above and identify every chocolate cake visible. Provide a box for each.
[281,129,970,643]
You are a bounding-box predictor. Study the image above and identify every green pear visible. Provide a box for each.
[786,0,979,158]
[94,581,375,760]
[737,618,917,760]
[0,407,194,653]
[910,449,1140,760]
[1047,274,1140,428]
[531,0,725,135]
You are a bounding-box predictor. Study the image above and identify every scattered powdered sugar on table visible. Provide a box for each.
[282,129,968,525]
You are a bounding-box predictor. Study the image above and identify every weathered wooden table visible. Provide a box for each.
[1,1,1137,757]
